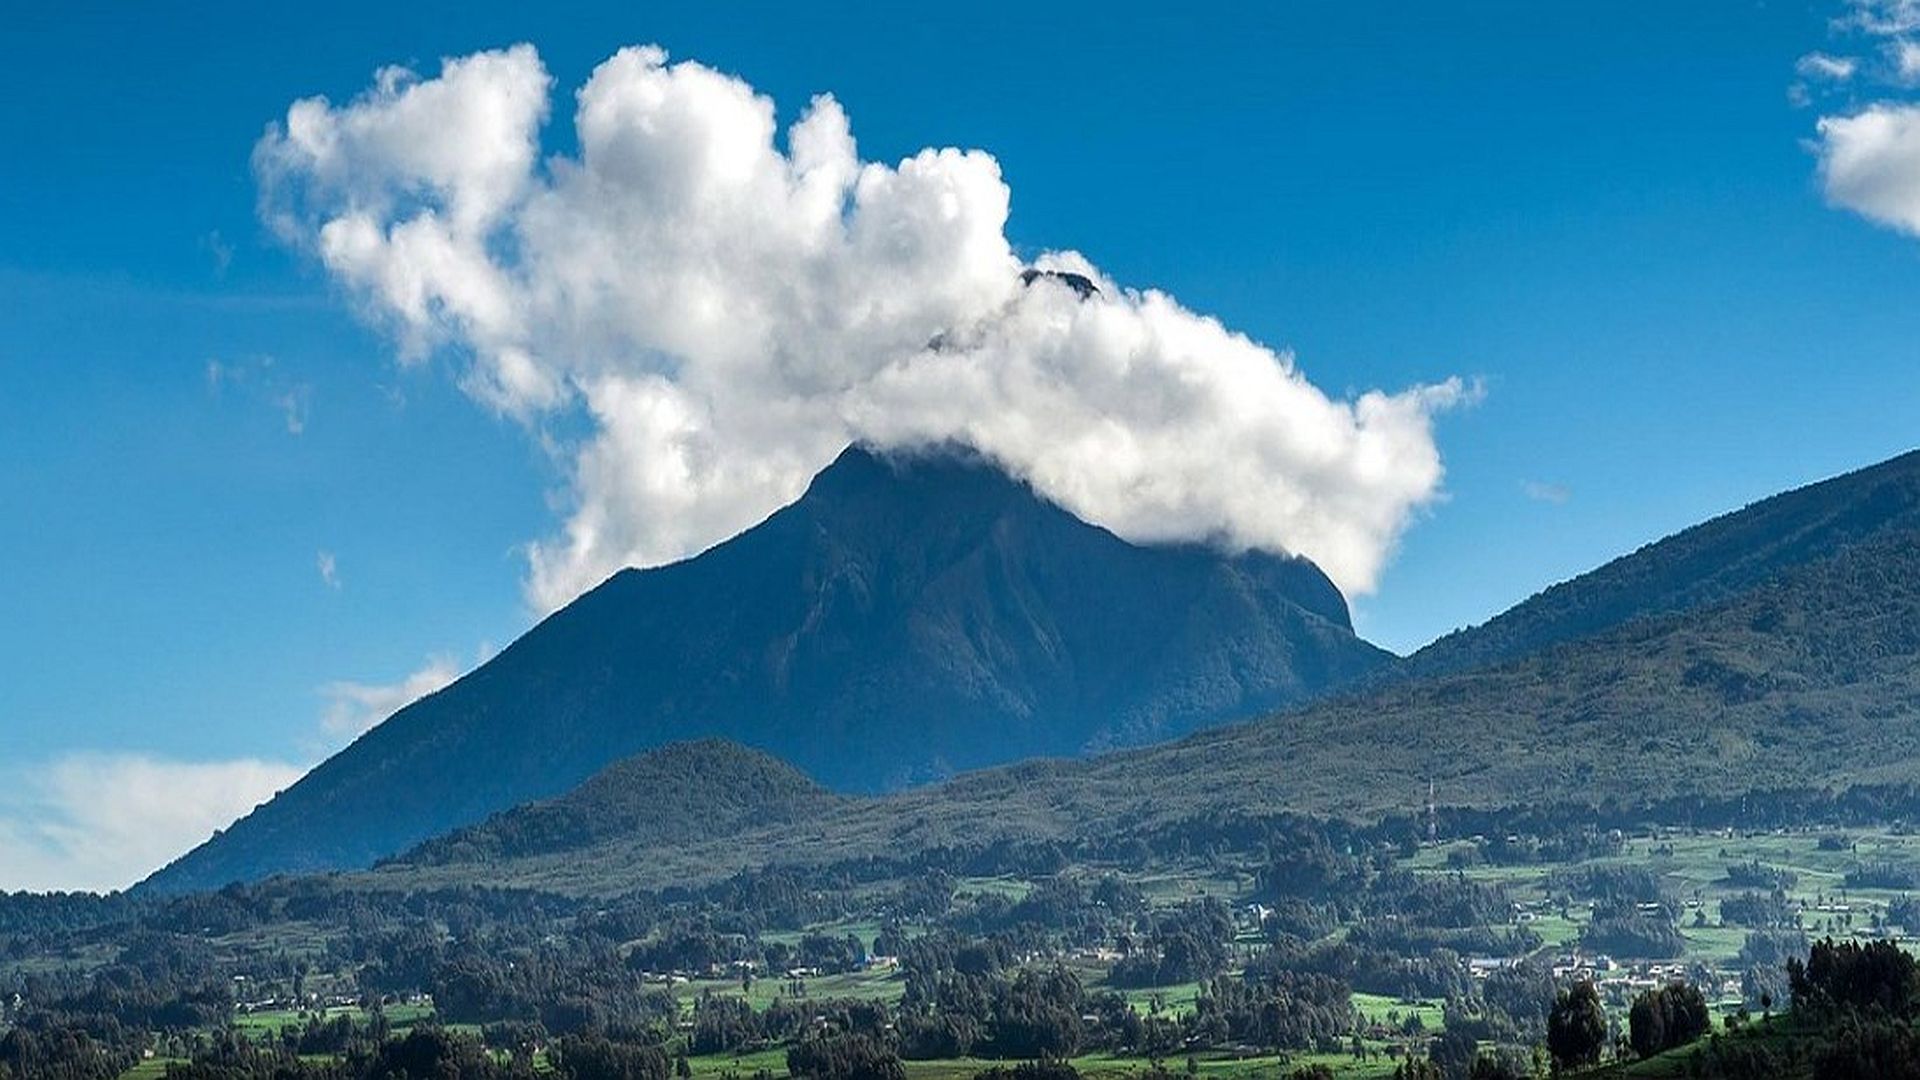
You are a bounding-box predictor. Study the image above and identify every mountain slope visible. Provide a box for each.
[398,739,844,866]
[1400,448,1920,680]
[367,448,1920,896]
[142,445,1387,894]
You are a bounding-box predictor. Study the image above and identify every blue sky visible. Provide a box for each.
[5,2,1920,890]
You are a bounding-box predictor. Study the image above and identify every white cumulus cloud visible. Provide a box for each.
[318,655,460,740]
[0,754,303,892]
[258,44,1467,612]
[1808,3,1920,234]
[1816,103,1920,235]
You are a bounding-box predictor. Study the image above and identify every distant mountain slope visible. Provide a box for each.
[1401,449,1920,679]
[370,449,1920,897]
[142,445,1387,895]
[399,740,843,866]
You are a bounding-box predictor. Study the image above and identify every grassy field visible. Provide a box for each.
[674,969,910,1012]
[1108,979,1205,1017]
[1350,991,1444,1031]
[236,1002,439,1034]
[229,1002,438,1037]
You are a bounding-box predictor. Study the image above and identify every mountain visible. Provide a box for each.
[1398,449,1920,680]
[366,447,1920,897]
[141,444,1388,895]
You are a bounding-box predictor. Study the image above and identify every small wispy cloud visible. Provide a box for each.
[316,549,341,589]
[276,385,311,435]
[319,656,461,741]
[1799,51,1861,81]
[0,645,490,889]
[204,355,311,435]
[1521,479,1571,505]
[1790,52,1860,108]
[0,754,304,892]
[200,229,234,276]
[1840,0,1920,35]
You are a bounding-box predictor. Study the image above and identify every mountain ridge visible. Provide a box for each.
[360,447,1920,897]
[1398,448,1920,680]
[140,444,1388,895]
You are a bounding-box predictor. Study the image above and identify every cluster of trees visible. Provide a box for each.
[689,995,892,1056]
[890,930,1366,1060]
[623,925,867,978]
[25,1024,683,1080]
[1812,1012,1920,1079]
[1389,1048,1531,1080]
[1580,897,1684,958]
[0,1023,141,1080]
[427,938,680,1033]
[1438,963,1555,1048]
[1886,895,1920,929]
[1736,928,1804,1009]
[1844,862,1917,890]
[1613,938,1920,1080]
[1107,901,1234,988]
[1719,890,1796,929]
[114,1027,534,1080]
[1544,981,1607,1071]
[1626,982,1709,1059]
[1263,938,1470,1002]
[1788,936,1919,1015]
[787,1034,905,1080]
[1185,970,1350,1051]
[1723,860,1798,891]
[898,955,1106,1059]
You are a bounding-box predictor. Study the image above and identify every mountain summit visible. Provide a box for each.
[142,444,1388,894]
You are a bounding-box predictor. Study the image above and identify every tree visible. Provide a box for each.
[973,1061,1081,1080]
[1789,937,1920,1015]
[1546,981,1607,1070]
[1628,982,1709,1059]
[1429,1029,1477,1077]
[1627,992,1664,1060]
[787,1035,906,1080]
[549,1034,671,1080]
[1468,1056,1530,1080]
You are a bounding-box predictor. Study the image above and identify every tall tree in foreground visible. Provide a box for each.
[1546,981,1607,1071]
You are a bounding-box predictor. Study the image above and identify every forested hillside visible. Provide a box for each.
[372,486,1920,896]
[1399,449,1920,680]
